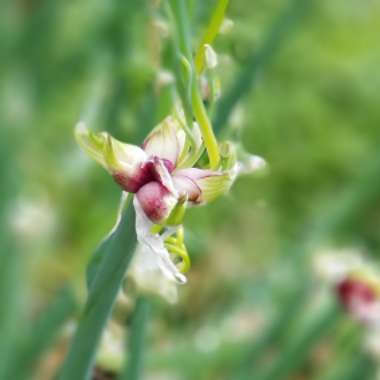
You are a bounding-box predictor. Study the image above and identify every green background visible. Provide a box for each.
[1,0,380,379]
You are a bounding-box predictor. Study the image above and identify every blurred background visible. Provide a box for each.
[1,0,380,379]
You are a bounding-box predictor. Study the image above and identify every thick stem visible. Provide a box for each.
[168,0,221,169]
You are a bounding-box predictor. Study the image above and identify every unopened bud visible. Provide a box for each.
[204,44,218,69]
[220,18,234,34]
[219,141,237,170]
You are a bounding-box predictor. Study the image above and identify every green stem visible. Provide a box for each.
[194,0,230,73]
[168,0,221,169]
[166,3,195,151]
[120,297,150,380]
[59,202,137,380]
[192,82,220,168]
[165,243,191,272]
[168,0,192,61]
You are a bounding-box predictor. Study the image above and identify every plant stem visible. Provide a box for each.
[119,297,150,380]
[58,202,137,380]
[168,0,221,169]
[191,82,220,168]
[194,0,230,74]
[168,0,192,61]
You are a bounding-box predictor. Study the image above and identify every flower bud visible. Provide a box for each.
[220,18,234,34]
[204,44,218,69]
[219,141,237,170]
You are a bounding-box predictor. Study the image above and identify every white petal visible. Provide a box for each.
[172,175,201,202]
[129,244,178,303]
[204,44,218,69]
[313,249,365,284]
[143,116,185,165]
[192,122,203,150]
[106,134,147,175]
[234,155,267,176]
[75,121,147,177]
[133,197,187,284]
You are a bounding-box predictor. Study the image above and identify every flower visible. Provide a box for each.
[336,276,380,325]
[75,114,265,290]
[76,117,232,224]
[313,247,380,325]
[128,243,179,304]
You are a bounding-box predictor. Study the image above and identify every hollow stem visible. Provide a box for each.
[191,82,220,168]
[194,0,230,74]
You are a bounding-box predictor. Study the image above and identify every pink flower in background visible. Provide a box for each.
[336,277,380,325]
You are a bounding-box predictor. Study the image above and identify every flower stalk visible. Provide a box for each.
[65,2,266,378]
[194,0,230,74]
[191,82,220,169]
[168,0,221,169]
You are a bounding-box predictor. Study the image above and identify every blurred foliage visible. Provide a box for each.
[1,0,380,379]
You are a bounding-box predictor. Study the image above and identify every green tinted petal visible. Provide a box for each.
[143,116,186,165]
[197,172,232,203]
[75,122,109,170]
[75,122,147,175]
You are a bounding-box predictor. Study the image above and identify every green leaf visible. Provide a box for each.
[58,202,137,380]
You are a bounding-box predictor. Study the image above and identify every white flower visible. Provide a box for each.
[76,116,233,224]
[134,197,186,285]
[75,113,265,288]
[128,243,179,303]
[313,248,365,284]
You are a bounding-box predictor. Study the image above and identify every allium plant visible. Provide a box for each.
[59,1,265,379]
[75,114,264,295]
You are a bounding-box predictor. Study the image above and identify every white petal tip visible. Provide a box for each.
[204,44,218,69]
[75,121,88,134]
[236,155,267,176]
[248,155,267,171]
[175,273,187,284]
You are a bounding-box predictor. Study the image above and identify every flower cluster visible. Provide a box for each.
[76,38,266,301]
[76,112,265,301]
